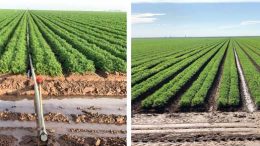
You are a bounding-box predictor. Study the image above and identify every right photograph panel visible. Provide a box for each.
[131,1,260,145]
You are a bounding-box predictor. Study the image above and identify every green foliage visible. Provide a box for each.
[0,13,27,74]
[178,41,227,108]
[133,36,260,111]
[140,42,225,108]
[0,10,126,75]
[32,13,126,72]
[234,40,260,109]
[217,41,240,109]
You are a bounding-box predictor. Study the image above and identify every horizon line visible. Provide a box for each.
[132,35,260,39]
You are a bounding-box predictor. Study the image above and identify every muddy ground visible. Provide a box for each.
[132,112,260,146]
[0,97,126,146]
[0,73,126,97]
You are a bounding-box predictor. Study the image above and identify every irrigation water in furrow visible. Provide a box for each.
[234,48,256,112]
[0,96,126,145]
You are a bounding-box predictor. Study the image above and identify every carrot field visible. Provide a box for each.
[132,37,260,112]
[0,10,126,76]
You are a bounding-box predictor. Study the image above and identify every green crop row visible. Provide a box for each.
[32,13,95,73]
[0,10,126,75]
[132,38,224,64]
[132,41,225,102]
[28,14,63,76]
[0,14,23,55]
[63,16,126,41]
[217,41,240,108]
[131,44,208,75]
[234,41,260,108]
[179,41,228,108]
[37,14,126,60]
[34,11,126,37]
[238,42,260,68]
[32,13,126,72]
[132,42,222,84]
[141,42,225,108]
[41,13,126,48]
[132,46,206,86]
[0,14,27,74]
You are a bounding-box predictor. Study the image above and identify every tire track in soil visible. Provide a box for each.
[132,123,260,143]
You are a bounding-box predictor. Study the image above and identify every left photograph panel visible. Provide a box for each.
[0,0,127,145]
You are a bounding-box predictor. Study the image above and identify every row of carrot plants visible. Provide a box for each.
[141,42,225,108]
[132,47,206,86]
[37,14,126,60]
[132,41,225,102]
[0,13,23,55]
[0,14,27,73]
[217,41,240,108]
[29,14,63,76]
[234,41,260,108]
[42,13,126,48]
[179,41,228,108]
[31,13,95,73]
[32,13,126,72]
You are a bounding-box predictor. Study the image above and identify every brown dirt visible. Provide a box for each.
[0,111,69,123]
[132,112,260,124]
[0,111,126,125]
[132,112,260,146]
[0,73,126,97]
[133,140,260,146]
[0,134,17,146]
[58,134,126,146]
[18,134,126,146]
[69,129,126,134]
[132,132,260,143]
[72,111,126,125]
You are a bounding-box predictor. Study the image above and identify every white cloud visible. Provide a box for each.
[132,13,165,24]
[240,20,260,25]
[132,0,260,3]
[0,0,127,11]
[219,20,260,29]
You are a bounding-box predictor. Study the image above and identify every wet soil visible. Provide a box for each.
[59,134,126,146]
[0,111,126,125]
[16,134,126,146]
[72,111,126,125]
[0,97,126,145]
[0,134,17,146]
[0,73,126,97]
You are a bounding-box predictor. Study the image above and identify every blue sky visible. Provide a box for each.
[132,1,260,37]
[0,0,127,11]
